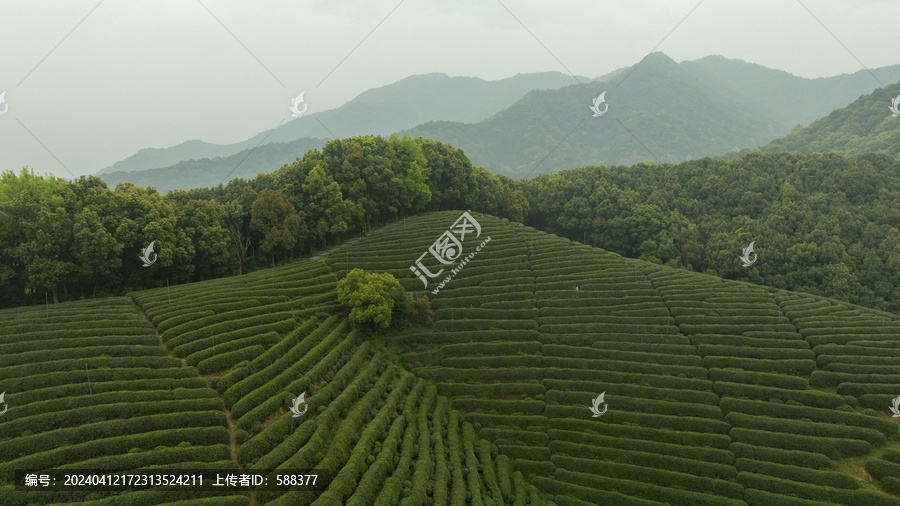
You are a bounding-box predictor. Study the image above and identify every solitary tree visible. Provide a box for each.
[336,269,401,329]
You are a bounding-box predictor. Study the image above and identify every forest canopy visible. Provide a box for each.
[1,136,898,314]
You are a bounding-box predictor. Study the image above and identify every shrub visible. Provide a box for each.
[737,471,900,506]
[438,382,546,398]
[452,398,545,415]
[729,427,871,460]
[550,468,745,506]
[223,318,341,404]
[725,411,886,446]
[549,440,735,480]
[702,356,816,375]
[443,355,543,369]
[548,428,734,465]
[167,312,294,351]
[156,310,215,333]
[714,381,844,409]
[529,476,652,506]
[216,317,322,393]
[811,371,900,389]
[865,458,900,481]
[551,454,744,498]
[233,330,363,429]
[736,458,858,489]
[543,343,702,367]
[196,345,266,374]
[337,268,401,329]
[721,397,897,437]
[542,356,707,378]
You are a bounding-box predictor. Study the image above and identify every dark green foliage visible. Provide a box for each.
[714,381,845,408]
[725,412,886,446]
[223,318,342,405]
[156,309,215,333]
[215,316,321,393]
[541,356,708,378]
[513,459,555,477]
[709,368,810,389]
[437,382,546,398]
[737,458,859,489]
[730,427,871,460]
[549,440,736,480]
[166,312,294,350]
[738,472,900,505]
[184,331,282,367]
[548,468,746,505]
[702,356,816,375]
[549,428,734,465]
[0,426,230,477]
[729,442,831,469]
[230,327,358,424]
[721,397,898,437]
[866,458,900,481]
[552,454,745,499]
[452,398,545,415]
[197,343,266,373]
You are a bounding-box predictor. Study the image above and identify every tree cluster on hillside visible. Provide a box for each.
[0,134,527,308]
[523,152,900,313]
[5,132,899,315]
[336,268,434,331]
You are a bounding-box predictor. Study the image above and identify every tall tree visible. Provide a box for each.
[250,189,306,266]
[302,163,350,248]
[71,208,122,296]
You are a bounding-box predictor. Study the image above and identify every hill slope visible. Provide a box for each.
[3,211,900,504]
[753,81,900,158]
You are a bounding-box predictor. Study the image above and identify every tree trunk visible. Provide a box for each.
[52,288,59,304]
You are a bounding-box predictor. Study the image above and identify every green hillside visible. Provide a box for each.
[3,211,900,504]
[752,81,900,158]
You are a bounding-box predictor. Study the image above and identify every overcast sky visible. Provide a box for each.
[1,0,896,179]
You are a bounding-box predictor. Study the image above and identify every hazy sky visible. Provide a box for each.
[1,0,896,179]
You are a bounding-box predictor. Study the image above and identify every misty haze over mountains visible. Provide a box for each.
[97,53,900,193]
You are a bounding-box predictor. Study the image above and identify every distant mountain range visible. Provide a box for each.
[97,53,900,192]
[404,53,900,179]
[95,71,586,176]
[99,137,329,193]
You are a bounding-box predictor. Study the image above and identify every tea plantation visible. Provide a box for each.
[2,210,900,505]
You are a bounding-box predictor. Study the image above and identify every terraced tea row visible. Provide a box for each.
[4,210,900,504]
[133,236,556,504]
[641,263,900,505]
[327,212,900,505]
[0,297,243,505]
